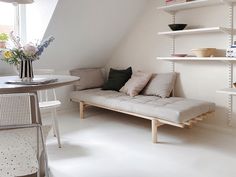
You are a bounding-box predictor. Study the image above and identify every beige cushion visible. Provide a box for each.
[0,125,51,177]
[70,88,215,124]
[120,71,152,97]
[142,73,177,98]
[70,68,105,91]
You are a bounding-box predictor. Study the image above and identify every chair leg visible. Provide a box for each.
[80,102,84,119]
[51,111,56,137]
[36,127,41,177]
[52,109,62,148]
[39,125,50,177]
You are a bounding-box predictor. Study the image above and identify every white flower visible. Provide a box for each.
[23,43,38,56]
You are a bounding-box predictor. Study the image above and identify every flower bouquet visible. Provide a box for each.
[0,32,55,81]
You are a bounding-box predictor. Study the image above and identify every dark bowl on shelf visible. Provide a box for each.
[168,24,187,31]
[233,83,236,88]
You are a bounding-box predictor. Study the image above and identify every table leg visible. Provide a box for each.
[30,92,48,177]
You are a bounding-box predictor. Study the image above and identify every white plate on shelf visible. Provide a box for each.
[171,54,188,57]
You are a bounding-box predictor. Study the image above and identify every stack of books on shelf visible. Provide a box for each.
[165,0,194,5]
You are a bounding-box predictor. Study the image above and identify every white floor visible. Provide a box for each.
[45,108,236,177]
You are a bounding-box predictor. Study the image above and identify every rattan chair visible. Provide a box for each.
[0,93,49,177]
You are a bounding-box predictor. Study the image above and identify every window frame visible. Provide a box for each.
[18,4,27,44]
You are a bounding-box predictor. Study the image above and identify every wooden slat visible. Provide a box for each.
[195,117,203,121]
[158,119,184,128]
[184,122,192,126]
[184,112,214,127]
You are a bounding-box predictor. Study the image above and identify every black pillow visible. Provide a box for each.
[102,67,132,91]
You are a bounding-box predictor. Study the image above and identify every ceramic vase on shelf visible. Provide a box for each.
[19,59,34,81]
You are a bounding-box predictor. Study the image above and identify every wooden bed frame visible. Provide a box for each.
[78,101,215,143]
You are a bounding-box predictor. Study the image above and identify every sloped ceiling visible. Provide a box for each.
[25,0,58,42]
[36,0,148,71]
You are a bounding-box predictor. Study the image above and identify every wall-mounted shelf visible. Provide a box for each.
[157,57,236,61]
[158,27,235,37]
[157,0,236,14]
[157,0,236,126]
[217,88,236,96]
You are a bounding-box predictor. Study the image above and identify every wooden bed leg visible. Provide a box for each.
[80,102,84,119]
[187,124,193,129]
[152,119,158,143]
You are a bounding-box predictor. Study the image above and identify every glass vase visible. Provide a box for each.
[19,59,34,81]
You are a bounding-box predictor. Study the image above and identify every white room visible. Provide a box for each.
[0,0,236,177]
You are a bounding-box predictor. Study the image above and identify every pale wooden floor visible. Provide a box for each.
[44,108,236,177]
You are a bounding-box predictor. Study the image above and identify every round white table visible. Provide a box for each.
[0,75,79,94]
[0,75,79,123]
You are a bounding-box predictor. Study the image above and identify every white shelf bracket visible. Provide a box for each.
[171,14,176,96]
[171,14,176,73]
[171,13,176,72]
[228,62,233,126]
[227,4,234,126]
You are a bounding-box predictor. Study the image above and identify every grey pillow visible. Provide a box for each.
[70,68,105,90]
[142,72,177,98]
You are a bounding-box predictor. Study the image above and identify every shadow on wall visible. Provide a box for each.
[41,0,149,71]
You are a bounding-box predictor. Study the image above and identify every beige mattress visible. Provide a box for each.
[70,88,215,124]
[0,126,50,177]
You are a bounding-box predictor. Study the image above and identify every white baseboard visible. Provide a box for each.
[41,106,78,117]
[58,107,78,114]
[197,122,236,135]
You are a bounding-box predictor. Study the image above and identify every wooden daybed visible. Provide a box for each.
[70,88,215,143]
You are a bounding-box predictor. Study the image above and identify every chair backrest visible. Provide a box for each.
[34,69,57,102]
[0,93,34,126]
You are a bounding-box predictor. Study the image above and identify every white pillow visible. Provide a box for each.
[142,72,177,98]
[120,71,152,97]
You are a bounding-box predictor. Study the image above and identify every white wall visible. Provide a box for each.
[107,0,236,131]
[39,0,148,70]
[35,0,149,110]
